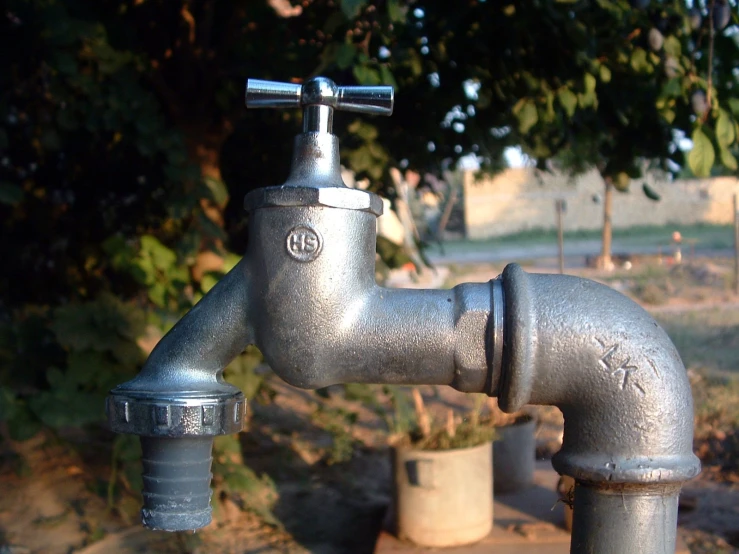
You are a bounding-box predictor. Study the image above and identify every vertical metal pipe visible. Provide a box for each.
[303,104,333,133]
[570,482,679,554]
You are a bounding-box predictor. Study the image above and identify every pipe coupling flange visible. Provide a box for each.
[244,186,383,216]
[106,391,246,437]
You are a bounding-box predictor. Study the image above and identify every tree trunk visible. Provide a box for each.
[184,125,230,281]
[599,177,614,271]
[436,185,458,240]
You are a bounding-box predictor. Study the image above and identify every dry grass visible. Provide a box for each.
[655,307,739,378]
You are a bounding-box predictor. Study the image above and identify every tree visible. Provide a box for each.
[372,0,739,268]
[4,0,738,304]
[324,0,739,268]
[527,0,739,268]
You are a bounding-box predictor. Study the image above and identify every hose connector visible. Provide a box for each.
[107,390,245,531]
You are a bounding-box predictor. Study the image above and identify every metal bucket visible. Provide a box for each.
[392,441,493,547]
[493,414,536,494]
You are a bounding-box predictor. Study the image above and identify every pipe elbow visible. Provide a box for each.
[498,264,700,485]
[108,258,254,437]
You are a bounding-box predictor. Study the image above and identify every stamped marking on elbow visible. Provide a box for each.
[595,338,644,394]
[286,225,323,262]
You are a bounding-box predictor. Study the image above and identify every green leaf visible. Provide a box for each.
[52,294,145,356]
[584,73,596,95]
[660,78,682,98]
[514,99,538,134]
[67,351,106,386]
[557,88,577,117]
[140,235,177,270]
[224,351,265,399]
[406,49,423,77]
[148,282,168,308]
[599,65,612,83]
[661,109,675,124]
[222,464,263,493]
[630,48,652,73]
[352,64,381,85]
[719,146,738,171]
[0,182,23,205]
[214,435,244,456]
[103,235,136,270]
[729,98,739,118]
[29,389,103,429]
[200,272,220,294]
[347,119,378,140]
[340,0,366,19]
[642,183,661,201]
[203,176,229,207]
[716,110,736,148]
[663,36,681,59]
[614,172,630,191]
[7,406,41,441]
[223,253,241,273]
[543,90,556,123]
[577,89,597,109]
[336,43,355,70]
[387,0,407,23]
[379,65,398,89]
[0,387,17,421]
[687,128,715,177]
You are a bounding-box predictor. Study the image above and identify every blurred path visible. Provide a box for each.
[427,239,732,267]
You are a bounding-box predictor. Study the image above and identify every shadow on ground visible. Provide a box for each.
[241,401,389,553]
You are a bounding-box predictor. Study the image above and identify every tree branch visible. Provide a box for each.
[148,68,184,120]
[181,2,196,44]
[704,0,716,123]
[197,0,216,52]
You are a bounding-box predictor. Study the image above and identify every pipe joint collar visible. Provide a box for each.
[107,390,245,438]
[244,184,383,216]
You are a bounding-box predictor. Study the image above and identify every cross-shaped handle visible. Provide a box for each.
[245,77,394,133]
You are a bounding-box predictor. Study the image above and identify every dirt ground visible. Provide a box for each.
[2,256,739,554]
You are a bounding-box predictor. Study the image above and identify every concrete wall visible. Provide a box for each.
[463,168,739,239]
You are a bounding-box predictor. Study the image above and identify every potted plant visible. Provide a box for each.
[486,398,537,494]
[387,387,496,548]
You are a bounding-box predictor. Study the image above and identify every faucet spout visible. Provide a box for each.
[119,258,254,394]
[107,258,253,531]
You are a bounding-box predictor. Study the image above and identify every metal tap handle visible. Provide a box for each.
[245,77,394,133]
